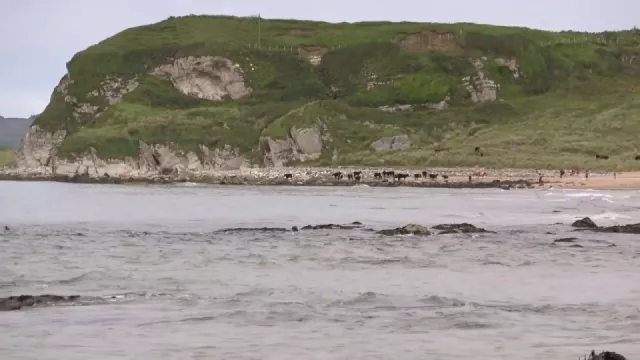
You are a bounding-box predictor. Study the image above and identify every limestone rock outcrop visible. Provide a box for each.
[371,135,412,152]
[15,125,67,171]
[261,126,324,167]
[151,56,252,100]
[463,57,499,103]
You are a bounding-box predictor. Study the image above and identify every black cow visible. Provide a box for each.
[354,175,362,182]
[414,173,422,179]
[442,175,449,181]
[374,172,382,179]
[428,174,438,180]
[421,170,428,177]
[284,173,293,180]
[595,154,610,160]
[394,173,409,181]
[347,174,353,180]
[332,171,343,179]
[383,170,395,178]
[353,171,362,177]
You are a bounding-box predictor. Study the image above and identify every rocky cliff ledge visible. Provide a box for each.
[12,15,640,175]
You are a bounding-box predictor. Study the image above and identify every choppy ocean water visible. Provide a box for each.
[1,181,639,360]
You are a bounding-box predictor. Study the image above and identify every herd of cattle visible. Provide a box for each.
[282,170,489,182]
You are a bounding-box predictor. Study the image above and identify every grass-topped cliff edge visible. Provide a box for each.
[27,15,640,171]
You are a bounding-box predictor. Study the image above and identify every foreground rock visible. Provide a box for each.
[0,294,81,311]
[377,224,431,236]
[432,223,495,234]
[587,350,627,360]
[572,217,640,234]
[572,217,598,229]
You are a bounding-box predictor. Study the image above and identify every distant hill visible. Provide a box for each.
[0,115,35,148]
[17,15,640,171]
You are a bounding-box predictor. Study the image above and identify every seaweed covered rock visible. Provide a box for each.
[587,350,627,360]
[572,217,598,229]
[377,224,431,236]
[0,294,81,311]
[432,223,494,234]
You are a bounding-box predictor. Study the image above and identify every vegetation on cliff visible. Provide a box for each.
[0,149,14,168]
[30,15,640,170]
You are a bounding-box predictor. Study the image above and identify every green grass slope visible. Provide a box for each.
[31,15,640,170]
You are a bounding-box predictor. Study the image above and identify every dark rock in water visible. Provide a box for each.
[572,217,598,229]
[3,225,8,231]
[569,244,584,248]
[301,223,362,230]
[0,294,81,311]
[432,223,495,234]
[588,350,627,360]
[597,223,640,234]
[291,226,299,232]
[214,227,290,233]
[571,217,640,234]
[377,224,431,236]
[351,221,362,225]
[554,237,577,243]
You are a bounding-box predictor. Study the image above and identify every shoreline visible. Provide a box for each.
[1,166,634,190]
[1,165,632,190]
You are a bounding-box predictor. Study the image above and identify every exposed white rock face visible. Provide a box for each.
[494,57,523,78]
[151,56,252,100]
[463,57,499,103]
[50,143,252,178]
[87,76,140,105]
[371,135,412,151]
[15,125,67,171]
[379,96,450,112]
[261,126,324,167]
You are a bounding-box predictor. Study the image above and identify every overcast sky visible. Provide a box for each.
[0,0,637,117]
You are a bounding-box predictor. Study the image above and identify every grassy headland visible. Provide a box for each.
[30,15,640,171]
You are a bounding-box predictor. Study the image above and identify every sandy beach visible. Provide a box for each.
[543,171,640,190]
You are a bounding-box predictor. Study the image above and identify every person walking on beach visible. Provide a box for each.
[614,172,617,180]
[559,169,565,178]
[585,170,589,180]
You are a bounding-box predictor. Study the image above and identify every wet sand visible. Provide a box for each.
[545,172,640,190]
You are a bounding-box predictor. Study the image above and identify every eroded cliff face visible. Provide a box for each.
[52,143,252,178]
[16,56,256,176]
[150,56,252,100]
[463,57,500,103]
[261,126,326,167]
[15,126,67,172]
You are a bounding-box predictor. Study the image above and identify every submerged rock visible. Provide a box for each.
[432,223,494,234]
[377,224,431,236]
[0,294,81,311]
[572,217,598,229]
[301,222,363,230]
[598,223,640,234]
[553,237,577,243]
[214,227,293,233]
